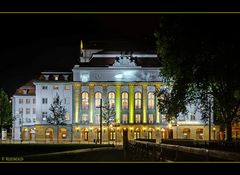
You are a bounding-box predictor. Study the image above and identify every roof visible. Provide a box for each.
[14,80,35,96]
[79,50,160,67]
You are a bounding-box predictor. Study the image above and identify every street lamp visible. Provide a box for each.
[213,127,216,140]
[96,99,103,144]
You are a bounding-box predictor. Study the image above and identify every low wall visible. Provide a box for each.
[125,140,240,161]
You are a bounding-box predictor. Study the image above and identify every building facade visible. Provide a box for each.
[12,49,218,143]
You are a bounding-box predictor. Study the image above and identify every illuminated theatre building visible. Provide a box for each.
[12,46,215,143]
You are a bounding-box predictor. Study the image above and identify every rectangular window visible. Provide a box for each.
[161,114,167,122]
[42,86,48,90]
[135,114,141,124]
[122,114,128,124]
[95,114,100,124]
[65,112,70,120]
[64,97,70,105]
[33,98,36,104]
[33,118,36,123]
[26,99,30,104]
[190,113,196,121]
[81,114,89,124]
[19,108,23,114]
[42,112,48,120]
[33,108,36,114]
[19,99,23,104]
[26,108,30,114]
[65,85,71,90]
[148,114,154,124]
[42,98,48,104]
[53,85,59,90]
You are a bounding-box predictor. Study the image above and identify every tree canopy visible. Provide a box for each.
[0,89,12,130]
[155,15,240,140]
[47,94,67,125]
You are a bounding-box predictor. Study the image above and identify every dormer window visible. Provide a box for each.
[23,89,28,95]
[43,75,49,80]
[54,75,59,81]
[63,75,69,81]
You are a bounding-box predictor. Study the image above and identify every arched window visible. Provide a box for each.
[148,92,155,109]
[108,92,115,108]
[95,92,102,108]
[82,92,89,110]
[135,92,142,109]
[122,92,128,109]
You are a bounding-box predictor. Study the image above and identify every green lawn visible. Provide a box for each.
[24,149,124,162]
[0,144,114,157]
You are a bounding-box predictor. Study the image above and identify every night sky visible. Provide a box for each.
[0,14,163,96]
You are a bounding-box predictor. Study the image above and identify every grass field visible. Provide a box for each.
[0,144,114,157]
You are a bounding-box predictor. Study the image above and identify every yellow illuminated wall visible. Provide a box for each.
[89,84,94,123]
[74,84,80,123]
[129,85,134,123]
[156,84,160,123]
[142,84,147,123]
[116,85,121,123]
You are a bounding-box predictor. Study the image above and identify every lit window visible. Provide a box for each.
[134,130,140,139]
[42,112,48,120]
[148,92,155,109]
[65,85,71,90]
[26,99,30,104]
[19,99,23,104]
[65,112,70,120]
[33,108,36,114]
[122,114,128,124]
[110,130,116,140]
[135,114,141,124]
[42,98,48,104]
[82,114,89,124]
[135,92,142,109]
[26,108,30,114]
[95,92,102,108]
[108,92,115,108]
[33,98,36,104]
[122,92,128,109]
[148,114,154,124]
[53,85,59,90]
[82,92,89,110]
[54,75,59,81]
[42,86,48,90]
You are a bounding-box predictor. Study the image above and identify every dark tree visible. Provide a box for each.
[102,101,116,144]
[47,93,67,143]
[0,89,12,134]
[155,15,240,141]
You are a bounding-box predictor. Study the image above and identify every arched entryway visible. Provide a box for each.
[45,128,54,142]
[134,128,140,139]
[29,128,36,141]
[183,128,191,139]
[148,128,153,139]
[110,128,116,141]
[59,128,67,141]
[161,128,167,139]
[196,128,204,140]
[82,128,89,141]
[22,128,29,141]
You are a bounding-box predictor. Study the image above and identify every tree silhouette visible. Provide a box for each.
[47,93,66,143]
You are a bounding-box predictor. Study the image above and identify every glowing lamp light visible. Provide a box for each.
[213,127,216,131]
[114,74,123,79]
